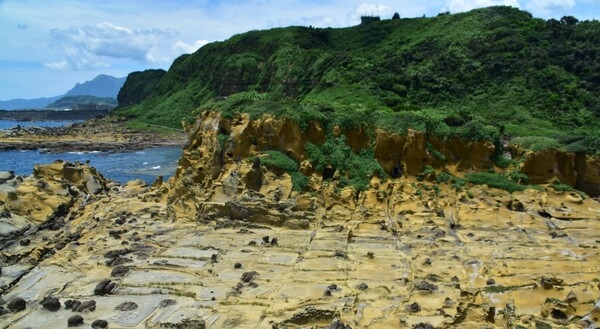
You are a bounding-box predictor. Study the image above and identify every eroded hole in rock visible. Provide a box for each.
[550,308,567,319]
[391,164,403,178]
[322,166,335,180]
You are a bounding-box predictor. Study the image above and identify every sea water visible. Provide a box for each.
[0,147,183,184]
[0,120,83,130]
[0,120,183,184]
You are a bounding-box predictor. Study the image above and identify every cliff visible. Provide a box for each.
[1,113,600,328]
[115,6,600,160]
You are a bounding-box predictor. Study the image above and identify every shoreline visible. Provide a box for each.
[0,116,187,153]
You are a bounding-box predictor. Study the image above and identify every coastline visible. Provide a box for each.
[0,116,187,153]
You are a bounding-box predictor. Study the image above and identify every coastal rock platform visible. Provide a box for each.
[1,113,600,328]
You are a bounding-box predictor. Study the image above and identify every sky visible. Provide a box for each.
[1,0,599,101]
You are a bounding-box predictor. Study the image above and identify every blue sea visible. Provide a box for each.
[0,120,183,184]
[0,120,83,130]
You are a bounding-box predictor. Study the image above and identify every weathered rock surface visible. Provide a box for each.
[1,112,600,328]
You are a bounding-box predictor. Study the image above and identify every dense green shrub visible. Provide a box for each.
[465,172,526,193]
[305,136,386,191]
[257,150,298,173]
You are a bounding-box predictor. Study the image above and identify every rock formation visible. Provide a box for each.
[1,111,599,328]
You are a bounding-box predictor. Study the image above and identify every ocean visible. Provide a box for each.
[0,120,83,130]
[0,120,183,184]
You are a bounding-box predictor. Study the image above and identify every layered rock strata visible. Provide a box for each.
[0,112,599,328]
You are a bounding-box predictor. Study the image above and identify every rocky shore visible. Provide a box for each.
[0,116,186,153]
[0,112,599,329]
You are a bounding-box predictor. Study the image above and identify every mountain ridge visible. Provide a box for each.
[116,6,600,155]
[0,74,125,110]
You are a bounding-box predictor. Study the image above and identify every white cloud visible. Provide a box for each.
[355,3,395,19]
[445,0,520,12]
[43,60,68,71]
[172,40,209,55]
[46,22,182,70]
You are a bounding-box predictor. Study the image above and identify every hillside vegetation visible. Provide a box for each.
[115,6,600,154]
[47,95,117,109]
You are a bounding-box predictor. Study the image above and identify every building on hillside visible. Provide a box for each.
[360,15,381,24]
[71,103,114,111]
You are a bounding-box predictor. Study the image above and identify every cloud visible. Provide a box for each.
[445,0,520,12]
[46,22,182,70]
[525,0,575,15]
[355,3,395,19]
[16,23,27,30]
[172,40,210,55]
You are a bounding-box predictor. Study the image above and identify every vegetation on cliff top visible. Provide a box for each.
[47,95,117,109]
[116,6,600,156]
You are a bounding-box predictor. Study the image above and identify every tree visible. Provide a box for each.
[392,12,400,20]
[560,16,578,26]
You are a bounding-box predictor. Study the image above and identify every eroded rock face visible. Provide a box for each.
[3,112,600,329]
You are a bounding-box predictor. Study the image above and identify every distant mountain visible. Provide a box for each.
[0,96,62,111]
[0,74,126,110]
[65,74,126,98]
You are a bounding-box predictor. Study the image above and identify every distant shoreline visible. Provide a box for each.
[0,116,187,153]
[0,109,109,122]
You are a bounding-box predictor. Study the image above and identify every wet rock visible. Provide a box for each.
[115,301,138,311]
[241,271,259,283]
[64,299,80,310]
[91,319,108,329]
[93,279,114,295]
[76,300,96,312]
[270,237,278,246]
[486,278,496,285]
[7,297,26,312]
[210,253,218,263]
[356,282,368,291]
[40,296,61,311]
[234,262,242,269]
[105,256,132,266]
[407,302,421,313]
[67,314,84,327]
[111,265,130,277]
[415,280,438,292]
[104,248,131,258]
[262,236,270,244]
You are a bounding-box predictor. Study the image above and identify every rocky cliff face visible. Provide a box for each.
[2,112,600,329]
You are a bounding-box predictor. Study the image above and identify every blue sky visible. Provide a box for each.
[0,0,599,100]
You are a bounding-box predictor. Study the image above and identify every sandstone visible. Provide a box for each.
[2,113,600,328]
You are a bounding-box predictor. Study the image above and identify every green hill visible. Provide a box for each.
[47,95,117,109]
[115,6,600,154]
